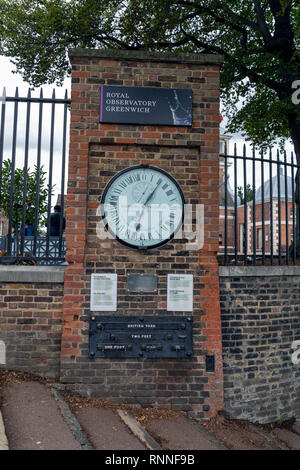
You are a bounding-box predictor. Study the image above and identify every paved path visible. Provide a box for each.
[0,381,225,451]
[144,416,225,450]
[74,408,146,450]
[1,382,81,450]
[1,380,300,451]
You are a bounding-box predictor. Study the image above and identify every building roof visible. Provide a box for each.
[219,176,241,206]
[255,168,293,201]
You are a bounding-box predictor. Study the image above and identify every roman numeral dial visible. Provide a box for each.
[101,165,185,249]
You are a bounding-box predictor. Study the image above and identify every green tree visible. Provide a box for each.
[1,0,300,251]
[1,1,299,148]
[238,184,254,205]
[0,1,299,142]
[0,160,49,254]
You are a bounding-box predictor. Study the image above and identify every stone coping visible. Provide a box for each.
[0,266,66,283]
[68,48,224,65]
[219,265,300,277]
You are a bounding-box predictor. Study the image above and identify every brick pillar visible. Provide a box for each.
[61,49,224,418]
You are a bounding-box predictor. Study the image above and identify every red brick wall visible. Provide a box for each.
[61,49,224,418]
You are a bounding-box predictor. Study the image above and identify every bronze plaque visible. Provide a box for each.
[127,274,157,293]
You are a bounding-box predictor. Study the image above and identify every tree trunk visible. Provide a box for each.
[288,115,300,258]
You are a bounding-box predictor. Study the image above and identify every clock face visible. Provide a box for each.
[101,165,185,249]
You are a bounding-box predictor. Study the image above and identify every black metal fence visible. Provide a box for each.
[219,143,300,266]
[0,87,70,265]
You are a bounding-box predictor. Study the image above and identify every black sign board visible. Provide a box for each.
[100,86,192,126]
[89,315,193,359]
[127,274,157,293]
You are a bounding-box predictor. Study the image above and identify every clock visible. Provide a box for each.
[100,164,185,249]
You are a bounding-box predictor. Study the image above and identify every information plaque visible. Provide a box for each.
[90,273,117,312]
[167,274,193,312]
[88,315,193,359]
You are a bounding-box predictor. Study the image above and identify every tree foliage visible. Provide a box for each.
[0,159,49,235]
[0,1,299,150]
[0,0,121,86]
[238,184,254,204]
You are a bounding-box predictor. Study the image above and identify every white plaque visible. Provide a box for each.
[167,274,193,312]
[90,273,117,311]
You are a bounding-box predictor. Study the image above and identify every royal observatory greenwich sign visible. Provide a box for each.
[100,86,193,126]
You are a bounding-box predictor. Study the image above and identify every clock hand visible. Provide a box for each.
[143,180,161,206]
[134,181,162,231]
[138,184,151,203]
[132,208,145,232]
[129,181,162,235]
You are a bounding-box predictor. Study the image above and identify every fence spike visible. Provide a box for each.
[1,87,6,102]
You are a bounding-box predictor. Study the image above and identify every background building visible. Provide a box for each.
[237,169,294,256]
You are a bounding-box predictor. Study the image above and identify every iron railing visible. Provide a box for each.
[0,87,70,264]
[0,235,66,265]
[219,143,300,266]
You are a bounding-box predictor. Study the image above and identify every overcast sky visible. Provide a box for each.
[0,56,71,95]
